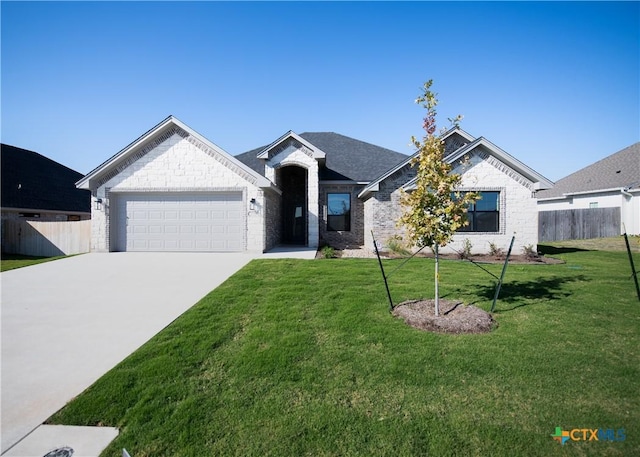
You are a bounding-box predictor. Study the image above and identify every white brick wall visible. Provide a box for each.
[364,151,540,255]
[93,133,265,252]
[447,156,537,255]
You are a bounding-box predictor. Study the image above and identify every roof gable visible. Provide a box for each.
[537,142,640,199]
[359,128,553,199]
[235,132,408,182]
[447,137,553,189]
[1,144,90,213]
[76,116,272,190]
[256,131,326,161]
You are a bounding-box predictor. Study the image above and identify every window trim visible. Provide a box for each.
[456,189,503,234]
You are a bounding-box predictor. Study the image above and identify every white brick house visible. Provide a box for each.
[77,117,552,254]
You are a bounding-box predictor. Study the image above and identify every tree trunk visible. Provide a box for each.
[434,243,440,317]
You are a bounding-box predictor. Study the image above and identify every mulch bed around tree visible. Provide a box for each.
[392,299,497,334]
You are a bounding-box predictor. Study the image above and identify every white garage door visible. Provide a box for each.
[115,193,244,252]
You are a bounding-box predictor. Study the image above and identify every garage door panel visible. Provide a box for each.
[164,240,179,250]
[116,192,245,252]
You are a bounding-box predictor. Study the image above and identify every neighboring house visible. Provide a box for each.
[77,116,552,254]
[537,142,640,236]
[1,144,90,221]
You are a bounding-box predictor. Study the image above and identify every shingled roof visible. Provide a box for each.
[235,132,408,182]
[1,144,90,213]
[537,142,640,199]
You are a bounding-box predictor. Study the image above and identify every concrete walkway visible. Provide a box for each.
[1,252,258,456]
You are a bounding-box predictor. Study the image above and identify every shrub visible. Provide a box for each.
[458,238,473,259]
[320,246,336,259]
[523,244,539,259]
[488,242,504,259]
[386,235,410,257]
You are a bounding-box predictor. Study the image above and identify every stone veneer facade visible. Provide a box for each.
[84,121,543,255]
[91,131,267,252]
[363,145,539,255]
[262,139,320,248]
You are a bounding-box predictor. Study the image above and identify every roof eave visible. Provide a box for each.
[536,195,570,202]
[358,128,477,199]
[564,187,633,197]
[1,206,91,215]
[357,152,417,199]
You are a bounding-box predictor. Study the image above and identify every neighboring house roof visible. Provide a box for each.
[236,132,409,182]
[537,142,640,199]
[76,115,273,191]
[1,143,90,213]
[359,127,554,199]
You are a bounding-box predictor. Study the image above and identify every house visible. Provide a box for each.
[1,144,90,221]
[77,116,552,254]
[537,142,640,237]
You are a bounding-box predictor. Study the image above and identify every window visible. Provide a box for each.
[589,202,598,209]
[458,191,500,232]
[327,193,351,231]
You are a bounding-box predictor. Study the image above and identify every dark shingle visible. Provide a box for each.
[1,144,90,213]
[235,132,408,182]
[537,142,640,198]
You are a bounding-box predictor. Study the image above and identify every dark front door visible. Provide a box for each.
[280,166,307,245]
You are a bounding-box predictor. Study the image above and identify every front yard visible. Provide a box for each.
[49,247,639,456]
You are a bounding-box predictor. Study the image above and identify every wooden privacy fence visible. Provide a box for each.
[1,219,91,257]
[538,207,621,242]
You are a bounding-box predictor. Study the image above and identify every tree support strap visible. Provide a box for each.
[623,232,640,301]
[372,231,394,312]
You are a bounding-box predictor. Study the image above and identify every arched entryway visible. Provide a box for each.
[278,166,308,245]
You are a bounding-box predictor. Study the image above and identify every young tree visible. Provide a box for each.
[398,80,478,316]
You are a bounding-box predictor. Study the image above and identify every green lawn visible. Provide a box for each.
[49,248,639,456]
[0,253,68,272]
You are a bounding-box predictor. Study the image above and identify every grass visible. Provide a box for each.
[48,247,639,456]
[0,253,68,272]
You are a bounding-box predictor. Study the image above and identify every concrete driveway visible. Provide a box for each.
[1,252,258,454]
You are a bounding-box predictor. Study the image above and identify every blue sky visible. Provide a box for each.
[2,1,638,182]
